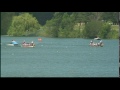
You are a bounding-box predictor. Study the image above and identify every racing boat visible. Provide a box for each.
[21,43,35,48]
[89,38,104,47]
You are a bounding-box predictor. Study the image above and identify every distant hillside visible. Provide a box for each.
[30,12,72,25]
[30,12,54,25]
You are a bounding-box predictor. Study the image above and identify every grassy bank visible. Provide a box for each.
[111,25,119,31]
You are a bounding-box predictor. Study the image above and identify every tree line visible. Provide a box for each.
[1,12,119,39]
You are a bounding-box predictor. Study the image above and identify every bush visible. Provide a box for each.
[107,30,118,39]
[83,20,103,38]
[7,13,41,36]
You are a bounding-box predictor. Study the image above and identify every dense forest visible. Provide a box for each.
[1,12,119,39]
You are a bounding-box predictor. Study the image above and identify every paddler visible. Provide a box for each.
[12,40,18,45]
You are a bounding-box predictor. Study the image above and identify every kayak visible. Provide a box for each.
[7,44,19,46]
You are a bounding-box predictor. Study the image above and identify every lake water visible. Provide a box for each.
[1,36,119,77]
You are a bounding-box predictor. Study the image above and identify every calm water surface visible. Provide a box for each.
[1,36,119,77]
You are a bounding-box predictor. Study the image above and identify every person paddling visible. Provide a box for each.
[99,40,102,44]
[90,40,93,46]
[31,41,34,46]
[12,40,18,45]
[22,40,26,44]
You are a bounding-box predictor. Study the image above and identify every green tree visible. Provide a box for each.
[107,30,118,39]
[44,12,63,37]
[58,13,72,37]
[98,22,111,38]
[1,12,15,35]
[59,12,76,37]
[45,19,60,37]
[102,12,118,24]
[7,13,41,36]
[40,12,118,38]
[83,20,103,38]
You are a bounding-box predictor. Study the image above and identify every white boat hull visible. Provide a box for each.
[21,43,35,48]
[89,43,104,47]
[7,44,14,46]
[21,45,35,48]
[7,44,19,46]
[94,38,101,40]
